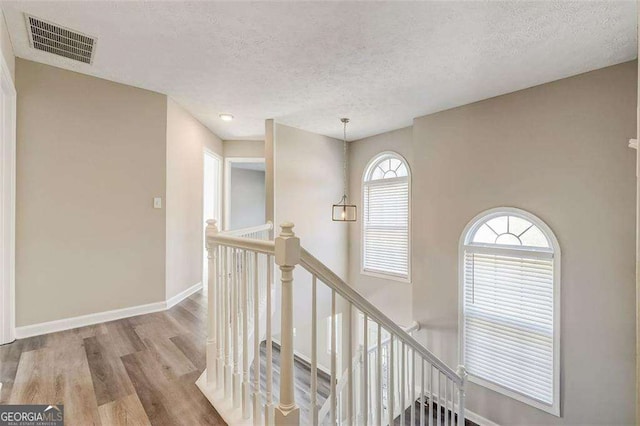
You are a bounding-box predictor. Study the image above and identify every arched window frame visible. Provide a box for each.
[361,151,411,283]
[458,207,561,416]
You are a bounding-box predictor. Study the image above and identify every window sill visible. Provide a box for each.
[468,374,559,417]
[360,269,411,284]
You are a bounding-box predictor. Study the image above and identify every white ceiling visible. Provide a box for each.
[2,1,637,141]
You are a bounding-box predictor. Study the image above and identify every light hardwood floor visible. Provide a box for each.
[0,292,224,425]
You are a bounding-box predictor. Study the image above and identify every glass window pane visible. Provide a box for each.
[371,167,384,180]
[366,154,409,181]
[495,233,521,246]
[472,224,497,244]
[509,216,532,236]
[487,216,508,235]
[389,158,401,171]
[520,226,550,248]
[378,159,390,172]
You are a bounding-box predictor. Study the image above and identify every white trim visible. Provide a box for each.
[203,149,222,292]
[223,157,266,231]
[458,207,561,417]
[360,151,412,283]
[0,49,16,345]
[629,138,638,149]
[16,282,203,339]
[361,269,411,284]
[15,301,166,339]
[166,282,203,309]
[203,148,223,226]
[197,371,245,426]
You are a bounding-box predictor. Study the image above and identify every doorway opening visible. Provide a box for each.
[224,158,266,231]
[203,150,222,293]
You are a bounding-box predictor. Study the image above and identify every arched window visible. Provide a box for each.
[362,152,410,281]
[460,208,560,415]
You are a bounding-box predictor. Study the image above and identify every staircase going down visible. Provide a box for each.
[196,221,467,425]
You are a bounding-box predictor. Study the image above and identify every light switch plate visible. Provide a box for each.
[153,197,162,209]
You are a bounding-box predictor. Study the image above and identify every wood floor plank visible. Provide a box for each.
[99,393,152,426]
[0,339,27,402]
[85,335,136,405]
[53,338,102,425]
[121,350,181,426]
[133,324,197,380]
[103,319,147,357]
[169,333,206,371]
[165,305,206,339]
[9,347,55,404]
[176,370,225,425]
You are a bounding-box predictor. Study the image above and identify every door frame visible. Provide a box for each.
[203,148,223,228]
[202,149,222,293]
[224,157,265,231]
[0,55,16,345]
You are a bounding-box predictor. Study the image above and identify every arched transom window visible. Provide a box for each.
[460,208,560,416]
[362,152,410,281]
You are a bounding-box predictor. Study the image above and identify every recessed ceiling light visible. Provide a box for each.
[219,114,234,121]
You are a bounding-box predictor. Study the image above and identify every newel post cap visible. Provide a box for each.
[457,365,468,383]
[275,222,300,267]
[206,219,219,232]
[205,219,219,250]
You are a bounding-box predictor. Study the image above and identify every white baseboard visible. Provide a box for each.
[15,282,203,339]
[167,282,203,309]
[15,301,166,339]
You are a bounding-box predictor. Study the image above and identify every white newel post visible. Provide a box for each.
[274,223,301,425]
[457,365,468,425]
[206,219,219,385]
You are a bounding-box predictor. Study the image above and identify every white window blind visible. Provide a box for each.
[362,153,410,279]
[464,250,554,404]
[461,210,559,415]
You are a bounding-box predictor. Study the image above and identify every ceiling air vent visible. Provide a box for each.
[25,15,96,64]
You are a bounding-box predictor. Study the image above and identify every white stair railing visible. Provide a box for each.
[317,322,420,425]
[198,221,467,426]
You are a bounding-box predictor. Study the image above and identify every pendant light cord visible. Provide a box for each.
[342,118,349,203]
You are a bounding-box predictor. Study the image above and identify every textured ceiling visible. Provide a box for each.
[1,1,637,141]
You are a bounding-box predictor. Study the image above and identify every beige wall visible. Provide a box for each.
[347,127,413,326]
[0,9,14,82]
[223,139,264,158]
[413,61,637,425]
[16,59,167,326]
[274,123,348,370]
[166,98,223,300]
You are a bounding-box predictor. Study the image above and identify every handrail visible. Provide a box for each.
[223,221,273,237]
[300,247,463,386]
[207,233,275,255]
[201,221,465,425]
[206,221,275,254]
